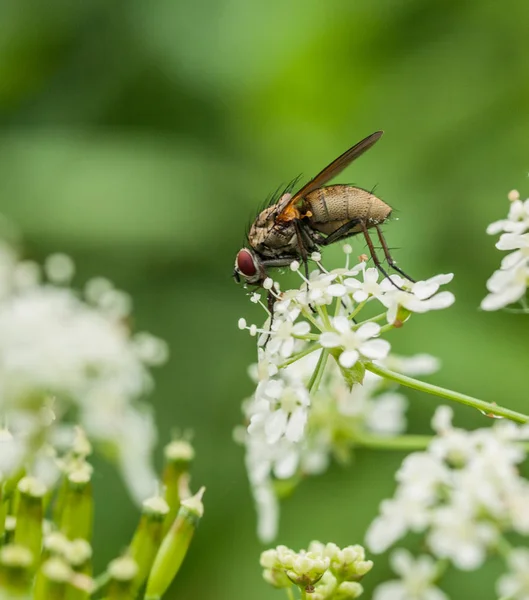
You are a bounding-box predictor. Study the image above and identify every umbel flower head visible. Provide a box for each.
[0,227,168,503]
[260,541,373,599]
[366,406,529,571]
[236,248,454,541]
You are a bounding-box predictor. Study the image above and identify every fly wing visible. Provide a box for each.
[277,130,383,221]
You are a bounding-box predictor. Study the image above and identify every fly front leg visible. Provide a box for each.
[293,220,311,280]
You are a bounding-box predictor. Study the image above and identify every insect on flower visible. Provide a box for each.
[233,131,414,308]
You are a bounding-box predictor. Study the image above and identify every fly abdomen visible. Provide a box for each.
[305,185,392,235]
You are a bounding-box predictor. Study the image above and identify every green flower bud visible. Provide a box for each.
[162,440,194,534]
[34,557,72,600]
[128,494,169,589]
[0,544,33,598]
[4,516,16,544]
[43,532,70,560]
[333,581,364,599]
[65,539,92,573]
[106,556,138,600]
[71,428,92,459]
[328,545,373,582]
[145,487,204,600]
[14,477,47,562]
[59,464,93,541]
[285,552,329,591]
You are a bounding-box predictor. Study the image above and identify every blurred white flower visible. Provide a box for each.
[367,406,529,570]
[497,548,529,600]
[373,549,448,600]
[0,228,167,504]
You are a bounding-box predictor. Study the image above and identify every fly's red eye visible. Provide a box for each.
[236,249,257,277]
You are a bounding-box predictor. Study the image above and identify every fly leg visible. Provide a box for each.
[360,221,406,291]
[318,219,406,291]
[375,225,415,283]
[293,220,311,280]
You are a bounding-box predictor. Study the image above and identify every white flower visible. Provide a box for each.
[373,549,448,600]
[366,493,431,553]
[481,262,529,310]
[0,250,166,503]
[497,548,529,600]
[365,392,408,435]
[427,503,497,570]
[482,192,529,310]
[487,195,529,236]
[367,407,529,569]
[379,274,455,324]
[303,271,345,306]
[267,318,311,358]
[249,377,310,444]
[320,318,390,368]
[344,265,385,302]
[386,353,441,377]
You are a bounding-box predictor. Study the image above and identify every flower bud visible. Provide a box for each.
[283,552,329,591]
[59,464,93,541]
[128,494,169,589]
[65,539,92,574]
[145,487,204,600]
[14,477,47,563]
[106,556,138,600]
[333,581,364,599]
[162,440,194,533]
[43,532,70,564]
[0,544,33,597]
[328,545,373,582]
[34,557,72,600]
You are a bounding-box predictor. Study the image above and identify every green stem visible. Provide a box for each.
[366,362,529,424]
[278,344,321,369]
[348,299,369,321]
[352,311,386,327]
[354,432,433,451]
[308,350,329,393]
[285,587,296,600]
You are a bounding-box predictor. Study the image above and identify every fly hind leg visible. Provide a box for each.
[375,225,415,283]
[319,218,406,291]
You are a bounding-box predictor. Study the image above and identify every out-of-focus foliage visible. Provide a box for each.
[1,1,528,598]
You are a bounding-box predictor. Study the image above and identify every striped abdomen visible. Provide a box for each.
[305,185,392,235]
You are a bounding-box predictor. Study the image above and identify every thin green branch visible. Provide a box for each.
[354,432,433,451]
[366,362,529,424]
[308,350,329,393]
[278,344,322,369]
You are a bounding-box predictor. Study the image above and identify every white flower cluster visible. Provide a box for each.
[367,406,529,598]
[237,249,453,541]
[0,234,168,503]
[482,189,529,311]
[372,549,447,600]
[261,541,373,599]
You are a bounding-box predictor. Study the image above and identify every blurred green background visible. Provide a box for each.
[1,0,529,597]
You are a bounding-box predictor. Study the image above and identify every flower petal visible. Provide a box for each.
[360,339,390,360]
[320,332,341,348]
[339,349,359,368]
